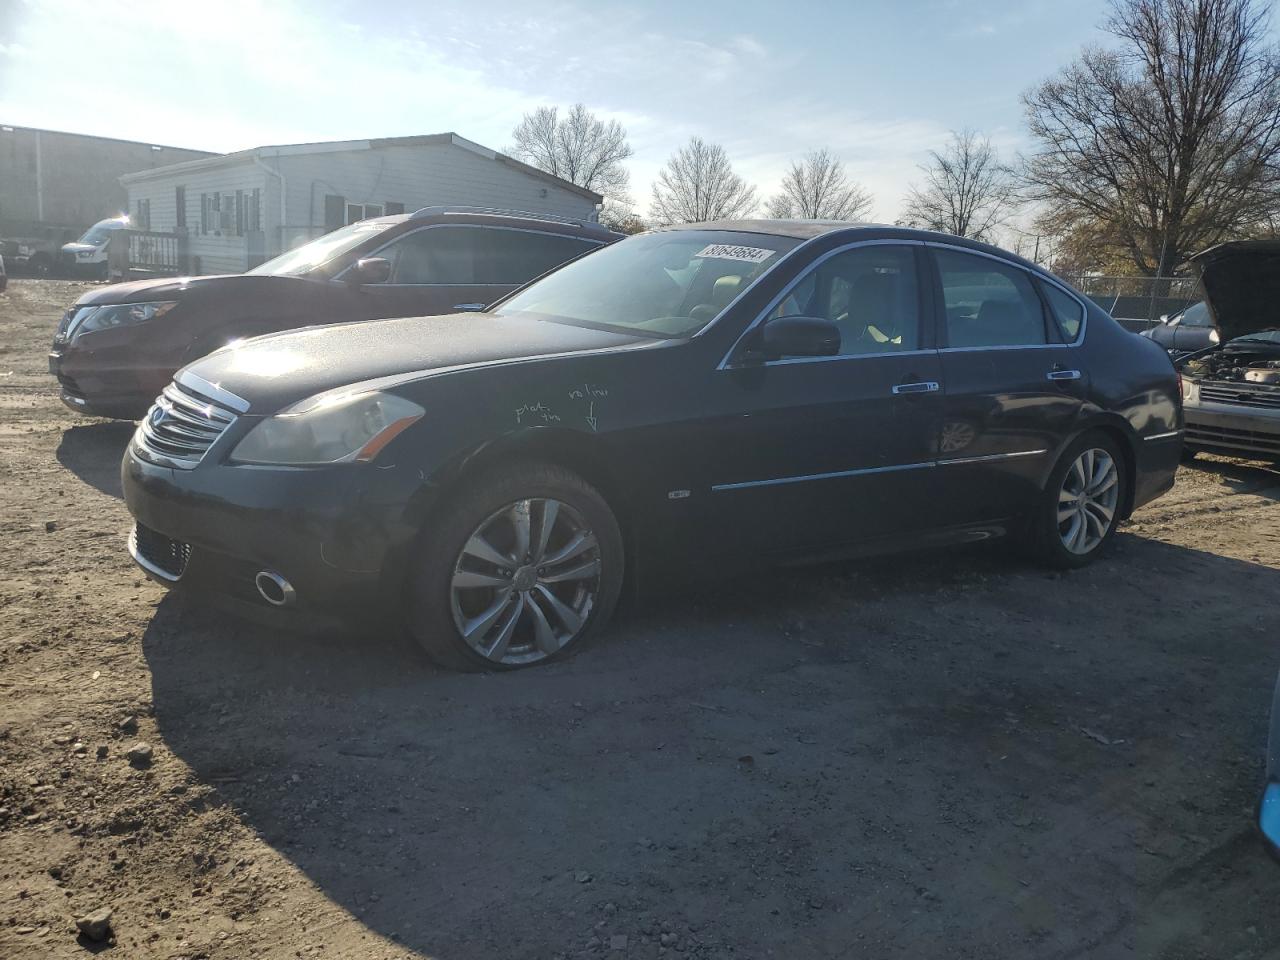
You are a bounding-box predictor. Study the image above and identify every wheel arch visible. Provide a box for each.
[412,426,640,588]
[1053,413,1139,520]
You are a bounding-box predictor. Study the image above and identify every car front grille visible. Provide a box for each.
[130,522,191,580]
[134,380,240,468]
[1199,383,1280,410]
[1185,421,1280,457]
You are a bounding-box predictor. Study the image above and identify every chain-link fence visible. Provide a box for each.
[1057,274,1201,330]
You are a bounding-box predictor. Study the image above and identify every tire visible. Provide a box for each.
[406,462,624,671]
[1030,431,1127,569]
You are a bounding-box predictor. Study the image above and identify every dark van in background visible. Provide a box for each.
[48,207,619,419]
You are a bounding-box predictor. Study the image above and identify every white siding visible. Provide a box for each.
[125,136,600,273]
[127,161,270,274]
[265,140,598,247]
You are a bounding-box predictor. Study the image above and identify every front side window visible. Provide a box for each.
[936,249,1047,348]
[373,226,477,284]
[497,231,798,338]
[765,245,920,356]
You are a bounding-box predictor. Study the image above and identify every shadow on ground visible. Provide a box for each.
[56,421,134,499]
[143,537,1280,959]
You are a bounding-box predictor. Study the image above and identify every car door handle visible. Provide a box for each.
[453,302,486,312]
[892,381,940,395]
[1046,369,1082,381]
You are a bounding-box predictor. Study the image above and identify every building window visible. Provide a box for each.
[324,194,346,233]
[235,190,245,237]
[248,188,261,233]
[134,198,151,231]
[385,201,405,215]
[345,202,383,225]
[175,186,186,229]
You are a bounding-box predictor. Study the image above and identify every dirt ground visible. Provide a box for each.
[2,279,1280,960]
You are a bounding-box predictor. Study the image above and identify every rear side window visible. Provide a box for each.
[935,249,1047,348]
[476,230,600,284]
[1040,281,1086,342]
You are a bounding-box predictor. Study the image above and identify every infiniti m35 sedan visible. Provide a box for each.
[121,221,1182,670]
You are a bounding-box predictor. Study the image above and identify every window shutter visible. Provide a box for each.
[175,186,186,229]
[235,190,244,236]
[324,194,345,233]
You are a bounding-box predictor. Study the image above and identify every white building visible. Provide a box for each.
[120,133,602,274]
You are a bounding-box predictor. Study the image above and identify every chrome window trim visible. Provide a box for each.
[717,239,928,370]
[333,223,603,287]
[925,241,1088,349]
[759,348,938,367]
[175,370,250,413]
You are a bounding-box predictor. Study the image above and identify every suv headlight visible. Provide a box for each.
[230,390,423,466]
[72,301,178,338]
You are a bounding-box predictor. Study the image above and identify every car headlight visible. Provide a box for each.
[230,390,423,466]
[72,301,178,338]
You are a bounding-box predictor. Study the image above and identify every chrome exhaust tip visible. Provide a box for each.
[254,570,296,607]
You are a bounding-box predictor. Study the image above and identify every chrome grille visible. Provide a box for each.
[1199,383,1280,409]
[134,380,239,468]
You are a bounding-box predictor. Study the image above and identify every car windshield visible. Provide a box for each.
[1178,301,1209,325]
[247,221,388,277]
[495,230,800,338]
[1231,329,1280,344]
[78,221,124,244]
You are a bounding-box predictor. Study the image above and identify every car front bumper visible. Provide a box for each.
[121,438,431,624]
[49,340,177,420]
[1184,399,1280,460]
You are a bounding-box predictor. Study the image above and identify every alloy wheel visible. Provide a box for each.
[449,498,601,666]
[1057,448,1119,554]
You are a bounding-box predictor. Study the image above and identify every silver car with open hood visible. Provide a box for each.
[1179,240,1280,461]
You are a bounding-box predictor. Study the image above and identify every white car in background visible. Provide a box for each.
[59,216,129,279]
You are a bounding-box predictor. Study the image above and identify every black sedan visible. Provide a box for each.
[121,221,1182,670]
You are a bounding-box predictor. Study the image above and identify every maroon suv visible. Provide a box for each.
[49,207,618,419]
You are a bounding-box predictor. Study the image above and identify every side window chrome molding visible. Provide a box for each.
[717,238,928,371]
[923,240,1089,349]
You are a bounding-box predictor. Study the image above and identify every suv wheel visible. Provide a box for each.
[407,462,624,671]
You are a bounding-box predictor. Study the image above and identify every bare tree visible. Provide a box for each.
[511,103,634,206]
[901,130,1016,241]
[1022,0,1280,278]
[649,137,758,224]
[765,149,874,220]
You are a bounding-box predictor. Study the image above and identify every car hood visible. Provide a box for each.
[61,242,101,254]
[1189,240,1280,342]
[180,312,653,413]
[72,272,301,306]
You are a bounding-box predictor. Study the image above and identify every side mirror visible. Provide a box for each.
[348,257,391,286]
[754,315,841,360]
[1159,313,1169,324]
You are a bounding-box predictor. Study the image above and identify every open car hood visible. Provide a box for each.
[1189,240,1280,343]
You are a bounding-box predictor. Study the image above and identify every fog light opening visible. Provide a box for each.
[254,570,295,607]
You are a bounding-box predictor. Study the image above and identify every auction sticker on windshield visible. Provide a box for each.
[694,244,777,264]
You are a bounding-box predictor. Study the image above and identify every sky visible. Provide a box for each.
[0,0,1119,225]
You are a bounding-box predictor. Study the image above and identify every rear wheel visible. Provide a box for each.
[406,462,624,671]
[1031,432,1126,568]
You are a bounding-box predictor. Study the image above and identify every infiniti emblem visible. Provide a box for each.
[150,406,166,427]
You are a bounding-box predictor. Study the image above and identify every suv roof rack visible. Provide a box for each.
[408,205,601,229]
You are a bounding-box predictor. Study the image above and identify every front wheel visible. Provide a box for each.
[406,462,624,671]
[1030,432,1126,568]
